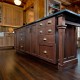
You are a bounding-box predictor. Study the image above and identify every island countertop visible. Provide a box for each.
[15,9,80,30]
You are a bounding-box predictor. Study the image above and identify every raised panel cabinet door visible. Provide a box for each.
[39,45,56,64]
[25,27,31,53]
[3,3,13,26]
[14,29,20,50]
[13,6,23,27]
[30,25,39,55]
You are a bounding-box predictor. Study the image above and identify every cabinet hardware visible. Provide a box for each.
[21,38,22,40]
[48,20,52,24]
[40,23,43,26]
[48,29,52,33]
[40,30,43,34]
[43,50,47,54]
[43,38,47,41]
[21,46,23,48]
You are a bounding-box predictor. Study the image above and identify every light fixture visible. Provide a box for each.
[14,0,21,6]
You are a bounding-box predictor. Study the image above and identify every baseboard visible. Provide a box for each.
[0,46,14,50]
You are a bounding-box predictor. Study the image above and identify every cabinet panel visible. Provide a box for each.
[19,28,26,52]
[39,46,56,63]
[13,6,23,27]
[3,3,13,26]
[38,26,55,35]
[0,2,3,25]
[25,27,31,53]
[45,17,55,27]
[31,25,39,55]
[15,29,20,50]
[0,3,23,27]
[39,35,55,46]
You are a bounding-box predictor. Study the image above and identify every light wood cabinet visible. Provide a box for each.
[0,2,23,27]
[0,33,14,47]
[13,6,23,27]
[0,2,3,25]
[3,3,13,26]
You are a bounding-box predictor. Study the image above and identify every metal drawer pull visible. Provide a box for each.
[48,29,52,33]
[21,46,23,48]
[43,38,47,41]
[21,38,22,40]
[40,30,43,34]
[43,50,47,54]
[48,20,52,24]
[40,23,43,26]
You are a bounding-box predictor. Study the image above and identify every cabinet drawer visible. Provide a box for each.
[38,26,55,35]
[37,21,46,28]
[19,43,25,51]
[45,26,55,35]
[39,46,56,63]
[45,17,55,27]
[38,27,45,35]
[39,35,55,46]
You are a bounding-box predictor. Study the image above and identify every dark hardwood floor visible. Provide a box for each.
[0,49,80,80]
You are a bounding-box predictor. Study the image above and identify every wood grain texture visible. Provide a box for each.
[0,49,79,80]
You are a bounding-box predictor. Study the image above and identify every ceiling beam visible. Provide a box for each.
[59,0,71,6]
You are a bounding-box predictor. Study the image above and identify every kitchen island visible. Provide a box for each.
[15,9,80,70]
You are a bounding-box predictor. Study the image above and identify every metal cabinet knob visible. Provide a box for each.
[40,30,43,34]
[48,20,52,24]
[43,38,47,41]
[43,50,47,54]
[21,38,22,40]
[48,29,52,33]
[21,46,23,48]
[40,23,43,26]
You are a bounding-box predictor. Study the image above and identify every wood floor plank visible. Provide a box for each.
[0,49,79,80]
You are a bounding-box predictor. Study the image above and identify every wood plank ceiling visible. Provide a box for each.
[0,0,80,7]
[0,0,27,7]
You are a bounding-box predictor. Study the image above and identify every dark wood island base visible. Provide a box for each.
[15,9,80,71]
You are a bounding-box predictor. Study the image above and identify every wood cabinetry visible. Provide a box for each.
[25,27,31,53]
[30,24,39,55]
[3,3,13,26]
[13,6,23,27]
[0,2,23,27]
[15,10,80,70]
[0,33,14,47]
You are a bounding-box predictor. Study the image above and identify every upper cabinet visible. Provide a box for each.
[0,2,23,27]
[0,2,3,25]
[13,6,23,27]
[46,0,61,16]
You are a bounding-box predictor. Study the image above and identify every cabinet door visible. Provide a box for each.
[19,28,26,52]
[0,2,3,25]
[14,29,20,50]
[13,6,23,27]
[3,3,13,26]
[30,25,39,55]
[25,27,31,53]
[2,3,23,27]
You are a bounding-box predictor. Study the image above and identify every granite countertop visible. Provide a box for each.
[15,9,80,30]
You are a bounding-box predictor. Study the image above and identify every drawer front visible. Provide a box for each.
[45,17,55,27]
[19,43,25,51]
[45,26,55,35]
[38,26,55,35]
[39,46,56,63]
[37,21,46,28]
[38,27,45,35]
[39,35,55,46]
